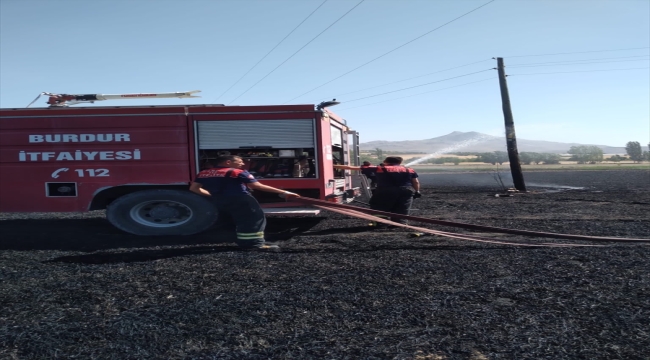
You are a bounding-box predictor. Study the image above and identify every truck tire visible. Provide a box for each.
[106,189,217,236]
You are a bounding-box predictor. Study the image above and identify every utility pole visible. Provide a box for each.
[496,57,526,192]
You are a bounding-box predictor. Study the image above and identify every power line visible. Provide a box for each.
[507,55,649,67]
[212,0,328,103]
[338,77,495,111]
[507,67,649,76]
[507,58,650,69]
[339,66,646,108]
[504,47,650,58]
[334,55,647,101]
[227,0,365,105]
[334,53,647,102]
[283,0,497,104]
[335,59,492,97]
[345,69,492,103]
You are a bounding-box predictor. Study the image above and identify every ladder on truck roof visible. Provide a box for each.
[26,90,201,108]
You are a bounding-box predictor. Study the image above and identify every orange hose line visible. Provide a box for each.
[292,197,650,243]
[314,205,603,248]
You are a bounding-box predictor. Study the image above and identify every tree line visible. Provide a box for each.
[566,142,649,164]
[357,141,649,165]
[624,141,649,163]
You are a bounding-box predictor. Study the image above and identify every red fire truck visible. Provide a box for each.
[0,91,363,236]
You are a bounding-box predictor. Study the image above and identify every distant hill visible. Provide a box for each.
[359,131,635,154]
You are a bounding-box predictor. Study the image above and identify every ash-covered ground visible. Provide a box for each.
[1,170,649,359]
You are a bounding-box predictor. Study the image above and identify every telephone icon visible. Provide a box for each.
[51,168,70,178]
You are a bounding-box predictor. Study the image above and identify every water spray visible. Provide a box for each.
[404,133,496,166]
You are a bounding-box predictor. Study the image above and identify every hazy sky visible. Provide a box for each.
[1,0,648,147]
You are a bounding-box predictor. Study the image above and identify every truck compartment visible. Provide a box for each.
[194,119,326,204]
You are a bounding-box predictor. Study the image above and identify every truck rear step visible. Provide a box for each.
[263,208,321,216]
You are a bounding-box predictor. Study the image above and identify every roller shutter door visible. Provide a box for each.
[197,119,315,149]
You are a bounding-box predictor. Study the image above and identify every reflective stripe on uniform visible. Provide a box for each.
[236,231,265,239]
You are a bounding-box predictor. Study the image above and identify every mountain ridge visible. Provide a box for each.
[359,131,639,154]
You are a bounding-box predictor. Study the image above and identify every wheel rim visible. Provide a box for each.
[129,200,193,228]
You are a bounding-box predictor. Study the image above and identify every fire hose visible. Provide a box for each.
[291,197,650,247]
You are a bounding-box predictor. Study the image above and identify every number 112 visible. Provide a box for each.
[74,169,110,177]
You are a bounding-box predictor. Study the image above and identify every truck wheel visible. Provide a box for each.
[106,189,217,236]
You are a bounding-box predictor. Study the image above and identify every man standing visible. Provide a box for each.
[334,156,421,226]
[190,155,300,251]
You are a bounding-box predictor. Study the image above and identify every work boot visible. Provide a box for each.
[247,244,281,252]
[368,221,389,229]
[408,232,426,238]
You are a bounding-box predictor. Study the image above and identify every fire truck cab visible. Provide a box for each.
[0,96,362,236]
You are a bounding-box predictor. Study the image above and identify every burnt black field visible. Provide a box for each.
[1,170,649,359]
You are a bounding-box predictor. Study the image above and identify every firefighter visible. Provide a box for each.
[361,161,377,189]
[334,156,421,227]
[189,155,300,251]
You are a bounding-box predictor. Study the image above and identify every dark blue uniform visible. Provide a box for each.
[194,167,266,248]
[368,164,419,225]
[360,165,377,188]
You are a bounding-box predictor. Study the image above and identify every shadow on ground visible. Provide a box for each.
[45,242,519,265]
[0,217,325,252]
